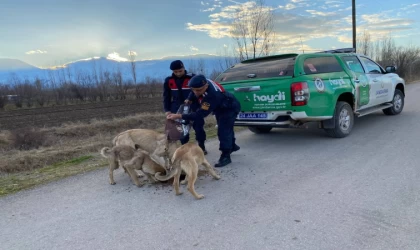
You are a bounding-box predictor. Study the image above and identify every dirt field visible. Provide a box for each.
[0,97,163,130]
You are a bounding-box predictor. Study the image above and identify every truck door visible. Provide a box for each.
[340,55,372,110]
[358,56,392,105]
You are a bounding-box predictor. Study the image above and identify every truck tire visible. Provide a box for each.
[383,89,404,115]
[248,126,273,134]
[324,101,354,138]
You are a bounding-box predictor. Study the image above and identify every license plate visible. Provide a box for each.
[238,113,268,119]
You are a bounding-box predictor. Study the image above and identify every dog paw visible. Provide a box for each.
[196,194,204,199]
[180,180,188,185]
[176,192,183,196]
[110,182,116,185]
[214,175,221,180]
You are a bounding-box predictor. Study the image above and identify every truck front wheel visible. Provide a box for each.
[383,89,404,115]
[248,126,273,134]
[324,101,354,138]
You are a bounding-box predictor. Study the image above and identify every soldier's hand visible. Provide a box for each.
[184,99,192,105]
[167,114,182,120]
[165,111,171,116]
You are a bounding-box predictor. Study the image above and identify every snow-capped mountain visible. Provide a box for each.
[0,54,238,85]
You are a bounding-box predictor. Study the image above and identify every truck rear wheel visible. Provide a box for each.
[248,126,273,134]
[324,101,354,138]
[383,89,404,115]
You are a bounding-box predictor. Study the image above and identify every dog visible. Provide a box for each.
[112,129,179,169]
[100,144,166,186]
[154,142,221,200]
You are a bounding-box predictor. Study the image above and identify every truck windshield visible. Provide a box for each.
[215,57,296,82]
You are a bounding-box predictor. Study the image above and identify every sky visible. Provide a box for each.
[0,0,419,68]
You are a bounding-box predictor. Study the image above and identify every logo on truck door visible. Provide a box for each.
[314,78,325,92]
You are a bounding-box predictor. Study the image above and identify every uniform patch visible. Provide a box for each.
[201,102,210,110]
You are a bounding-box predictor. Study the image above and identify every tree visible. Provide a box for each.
[128,51,137,85]
[230,0,275,60]
[356,30,372,58]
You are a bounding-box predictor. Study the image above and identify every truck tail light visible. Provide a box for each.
[291,82,309,106]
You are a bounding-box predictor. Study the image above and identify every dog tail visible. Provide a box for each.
[100,147,112,158]
[155,167,179,181]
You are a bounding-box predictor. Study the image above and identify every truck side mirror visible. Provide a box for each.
[385,66,396,73]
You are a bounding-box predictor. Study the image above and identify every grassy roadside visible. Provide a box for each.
[0,122,245,197]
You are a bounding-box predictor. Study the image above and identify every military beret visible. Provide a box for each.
[170,60,184,70]
[188,74,208,88]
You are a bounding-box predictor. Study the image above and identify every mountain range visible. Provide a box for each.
[0,54,238,85]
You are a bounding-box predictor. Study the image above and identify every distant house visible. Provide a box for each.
[6,95,18,102]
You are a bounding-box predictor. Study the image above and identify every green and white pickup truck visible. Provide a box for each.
[216,48,405,138]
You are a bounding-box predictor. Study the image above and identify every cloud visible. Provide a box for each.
[190,46,199,51]
[200,0,223,12]
[306,10,336,16]
[285,4,297,10]
[186,22,231,38]
[325,0,343,4]
[26,50,47,55]
[356,13,415,39]
[401,3,419,10]
[128,51,137,56]
[107,52,128,62]
[202,7,216,12]
[187,1,417,53]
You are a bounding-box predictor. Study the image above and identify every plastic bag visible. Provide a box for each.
[176,104,192,139]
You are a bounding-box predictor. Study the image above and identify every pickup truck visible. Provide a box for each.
[216,48,405,138]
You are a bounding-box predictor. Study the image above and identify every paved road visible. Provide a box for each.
[2,82,420,250]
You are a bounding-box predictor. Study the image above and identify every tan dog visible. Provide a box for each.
[100,144,166,186]
[154,142,221,200]
[112,129,179,168]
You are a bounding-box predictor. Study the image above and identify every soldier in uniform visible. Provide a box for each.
[163,60,207,154]
[166,74,241,168]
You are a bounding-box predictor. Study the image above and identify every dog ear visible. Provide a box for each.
[134,144,141,150]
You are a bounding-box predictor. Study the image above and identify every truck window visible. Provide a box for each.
[303,56,342,75]
[359,57,383,74]
[215,57,296,82]
[341,56,365,73]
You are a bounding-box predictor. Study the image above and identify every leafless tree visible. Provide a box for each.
[0,85,8,109]
[216,44,240,72]
[34,78,46,106]
[357,30,373,58]
[128,51,137,85]
[230,0,275,60]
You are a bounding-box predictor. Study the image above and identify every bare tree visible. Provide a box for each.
[128,51,137,85]
[216,44,241,72]
[34,78,46,106]
[356,30,373,58]
[230,0,275,60]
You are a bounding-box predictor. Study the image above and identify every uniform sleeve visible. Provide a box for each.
[182,96,221,121]
[163,77,171,112]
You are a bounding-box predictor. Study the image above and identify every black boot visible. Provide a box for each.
[198,141,208,155]
[215,152,231,168]
[231,144,240,153]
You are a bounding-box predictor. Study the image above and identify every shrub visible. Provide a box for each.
[9,128,51,150]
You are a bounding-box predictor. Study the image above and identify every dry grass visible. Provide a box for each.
[0,112,218,174]
[0,111,237,197]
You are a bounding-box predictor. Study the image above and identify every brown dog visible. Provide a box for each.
[154,142,221,199]
[100,144,166,186]
[112,129,179,169]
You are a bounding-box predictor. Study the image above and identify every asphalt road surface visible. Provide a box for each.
[1,82,420,250]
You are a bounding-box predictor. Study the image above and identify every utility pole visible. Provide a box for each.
[352,0,356,52]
